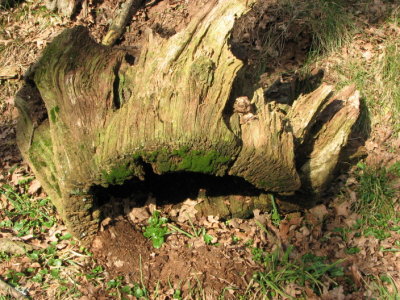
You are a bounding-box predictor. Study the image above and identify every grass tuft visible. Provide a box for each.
[354,162,396,223]
[248,245,344,298]
[307,0,354,55]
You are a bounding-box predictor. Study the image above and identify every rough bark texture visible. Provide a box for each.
[16,0,360,243]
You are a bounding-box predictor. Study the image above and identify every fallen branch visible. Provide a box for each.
[102,0,143,46]
[0,278,29,300]
[0,238,36,255]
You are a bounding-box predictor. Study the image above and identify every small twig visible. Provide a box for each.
[144,0,160,7]
[0,278,29,300]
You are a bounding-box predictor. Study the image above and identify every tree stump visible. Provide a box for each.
[15,0,360,243]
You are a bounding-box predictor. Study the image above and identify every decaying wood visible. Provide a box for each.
[300,85,360,193]
[102,0,143,46]
[288,84,333,145]
[0,279,28,300]
[0,238,36,255]
[15,0,361,242]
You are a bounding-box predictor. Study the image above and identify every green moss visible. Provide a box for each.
[138,148,231,175]
[257,180,268,188]
[101,162,134,185]
[190,56,215,86]
[49,106,60,123]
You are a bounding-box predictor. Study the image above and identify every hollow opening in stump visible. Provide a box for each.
[90,163,270,223]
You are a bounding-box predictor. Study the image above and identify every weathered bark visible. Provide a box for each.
[15,0,360,243]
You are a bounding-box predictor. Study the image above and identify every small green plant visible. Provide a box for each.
[202,228,216,245]
[333,226,351,242]
[0,184,56,237]
[85,265,104,280]
[143,211,169,248]
[5,269,25,287]
[345,247,361,255]
[168,218,217,245]
[271,195,281,227]
[0,251,12,261]
[107,275,148,299]
[173,289,182,299]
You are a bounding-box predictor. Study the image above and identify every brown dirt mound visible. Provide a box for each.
[91,220,260,298]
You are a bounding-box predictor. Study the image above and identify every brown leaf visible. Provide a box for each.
[320,286,345,300]
[177,199,198,223]
[334,200,350,217]
[309,204,329,222]
[11,170,25,185]
[92,237,103,250]
[113,260,125,268]
[0,65,19,79]
[128,207,150,223]
[350,264,363,287]
[28,179,42,195]
[279,220,290,241]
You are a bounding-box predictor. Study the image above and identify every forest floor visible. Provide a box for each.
[0,0,400,299]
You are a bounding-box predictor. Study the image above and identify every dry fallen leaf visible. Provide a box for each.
[0,65,19,79]
[334,200,350,217]
[350,264,363,287]
[128,207,150,223]
[279,220,290,242]
[92,237,103,250]
[320,286,345,300]
[28,179,42,195]
[309,204,329,222]
[113,260,125,268]
[177,199,198,223]
[11,169,25,185]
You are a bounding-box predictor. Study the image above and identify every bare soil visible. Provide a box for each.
[92,220,260,298]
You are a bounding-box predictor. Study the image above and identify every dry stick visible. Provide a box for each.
[101,0,143,46]
[0,279,29,300]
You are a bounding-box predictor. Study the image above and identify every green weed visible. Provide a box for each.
[0,184,56,236]
[106,275,149,299]
[271,195,281,227]
[345,247,361,255]
[168,217,217,245]
[143,211,169,248]
[333,226,351,242]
